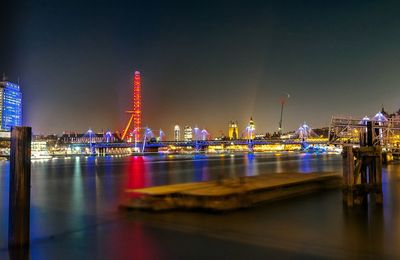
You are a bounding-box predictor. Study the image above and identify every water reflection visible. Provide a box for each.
[381,163,400,255]
[299,153,313,173]
[342,205,384,257]
[245,153,257,177]
[8,248,30,260]
[124,156,147,199]
[193,155,207,182]
[275,154,283,173]
[0,161,9,249]
[228,154,236,179]
[105,222,161,259]
[101,156,114,199]
[6,153,400,258]
[72,157,84,212]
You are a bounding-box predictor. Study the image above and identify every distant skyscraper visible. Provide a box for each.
[228,121,238,140]
[0,78,22,131]
[184,126,193,141]
[193,126,200,141]
[174,125,180,141]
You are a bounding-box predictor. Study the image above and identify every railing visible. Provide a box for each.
[65,138,328,149]
[329,115,400,147]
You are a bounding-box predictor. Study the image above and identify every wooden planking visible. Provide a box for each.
[120,172,342,211]
[127,182,216,195]
[127,172,340,197]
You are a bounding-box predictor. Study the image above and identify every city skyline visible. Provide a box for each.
[2,1,400,136]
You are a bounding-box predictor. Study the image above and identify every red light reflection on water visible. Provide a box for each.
[123,156,148,199]
[103,222,161,259]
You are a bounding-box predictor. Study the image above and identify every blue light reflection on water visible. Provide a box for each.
[102,156,114,199]
[245,153,256,177]
[193,154,207,182]
[299,153,313,173]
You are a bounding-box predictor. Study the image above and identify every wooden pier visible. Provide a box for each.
[120,172,342,211]
[342,145,383,207]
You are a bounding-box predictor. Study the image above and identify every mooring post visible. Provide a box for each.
[367,121,373,146]
[342,119,384,207]
[375,147,383,204]
[8,126,32,249]
[342,145,354,207]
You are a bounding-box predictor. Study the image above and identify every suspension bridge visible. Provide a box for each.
[63,122,328,155]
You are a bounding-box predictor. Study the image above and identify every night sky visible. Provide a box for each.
[2,0,400,137]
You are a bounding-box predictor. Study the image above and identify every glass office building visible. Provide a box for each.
[0,80,22,131]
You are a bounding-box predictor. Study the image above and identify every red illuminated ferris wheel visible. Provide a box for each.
[122,71,142,141]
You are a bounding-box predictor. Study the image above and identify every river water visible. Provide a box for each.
[0,153,399,259]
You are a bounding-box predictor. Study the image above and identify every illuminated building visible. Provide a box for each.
[122,71,142,142]
[174,125,180,141]
[31,141,52,159]
[246,117,255,140]
[228,121,238,140]
[184,126,193,141]
[193,126,200,140]
[201,129,209,140]
[0,78,22,131]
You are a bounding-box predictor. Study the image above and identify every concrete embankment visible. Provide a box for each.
[120,172,342,211]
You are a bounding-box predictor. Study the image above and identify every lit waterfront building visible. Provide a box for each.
[0,77,22,131]
[31,141,52,159]
[246,117,255,140]
[184,126,193,141]
[228,121,238,140]
[174,125,180,141]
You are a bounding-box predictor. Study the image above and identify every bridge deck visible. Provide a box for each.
[121,172,342,211]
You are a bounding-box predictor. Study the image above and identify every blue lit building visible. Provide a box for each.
[0,79,22,131]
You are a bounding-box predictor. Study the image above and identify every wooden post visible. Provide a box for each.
[375,147,383,204]
[8,126,31,249]
[367,121,373,146]
[342,147,349,187]
[342,145,354,207]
